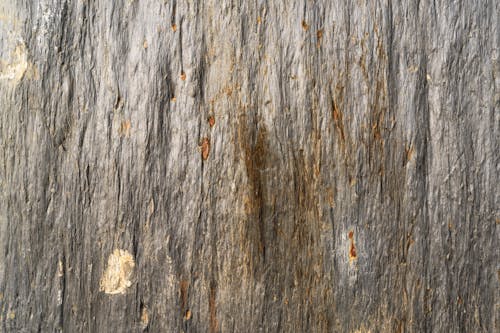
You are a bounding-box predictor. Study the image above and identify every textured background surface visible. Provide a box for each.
[0,0,499,332]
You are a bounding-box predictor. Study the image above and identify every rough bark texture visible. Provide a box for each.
[1,1,499,332]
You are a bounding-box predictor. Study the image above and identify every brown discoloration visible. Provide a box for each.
[234,108,326,324]
[332,97,345,144]
[301,20,309,31]
[327,187,335,207]
[171,23,177,32]
[140,305,149,326]
[200,138,210,160]
[180,71,186,81]
[348,231,357,261]
[179,280,189,313]
[238,117,269,260]
[208,116,215,128]
[404,144,414,165]
[209,285,218,332]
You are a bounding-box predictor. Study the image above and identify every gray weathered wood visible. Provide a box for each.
[1,0,498,332]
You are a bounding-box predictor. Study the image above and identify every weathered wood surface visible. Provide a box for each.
[0,0,498,332]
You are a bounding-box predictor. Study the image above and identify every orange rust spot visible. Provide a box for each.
[457,296,463,305]
[171,23,177,32]
[316,29,324,47]
[179,280,189,312]
[257,16,262,25]
[170,96,176,102]
[184,309,192,320]
[119,120,131,137]
[301,20,309,31]
[209,285,218,333]
[208,116,215,128]
[201,138,210,160]
[180,71,186,81]
[348,230,357,261]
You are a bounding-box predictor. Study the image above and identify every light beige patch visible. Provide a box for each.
[0,41,28,82]
[100,249,135,295]
[57,260,64,277]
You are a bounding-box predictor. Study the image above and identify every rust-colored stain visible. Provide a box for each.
[184,309,192,320]
[208,116,215,128]
[332,99,345,144]
[404,144,414,165]
[348,230,357,261]
[316,29,324,47]
[119,120,131,137]
[171,23,177,32]
[200,138,210,160]
[257,16,262,25]
[179,280,189,313]
[209,285,218,332]
[301,20,309,31]
[180,71,186,81]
